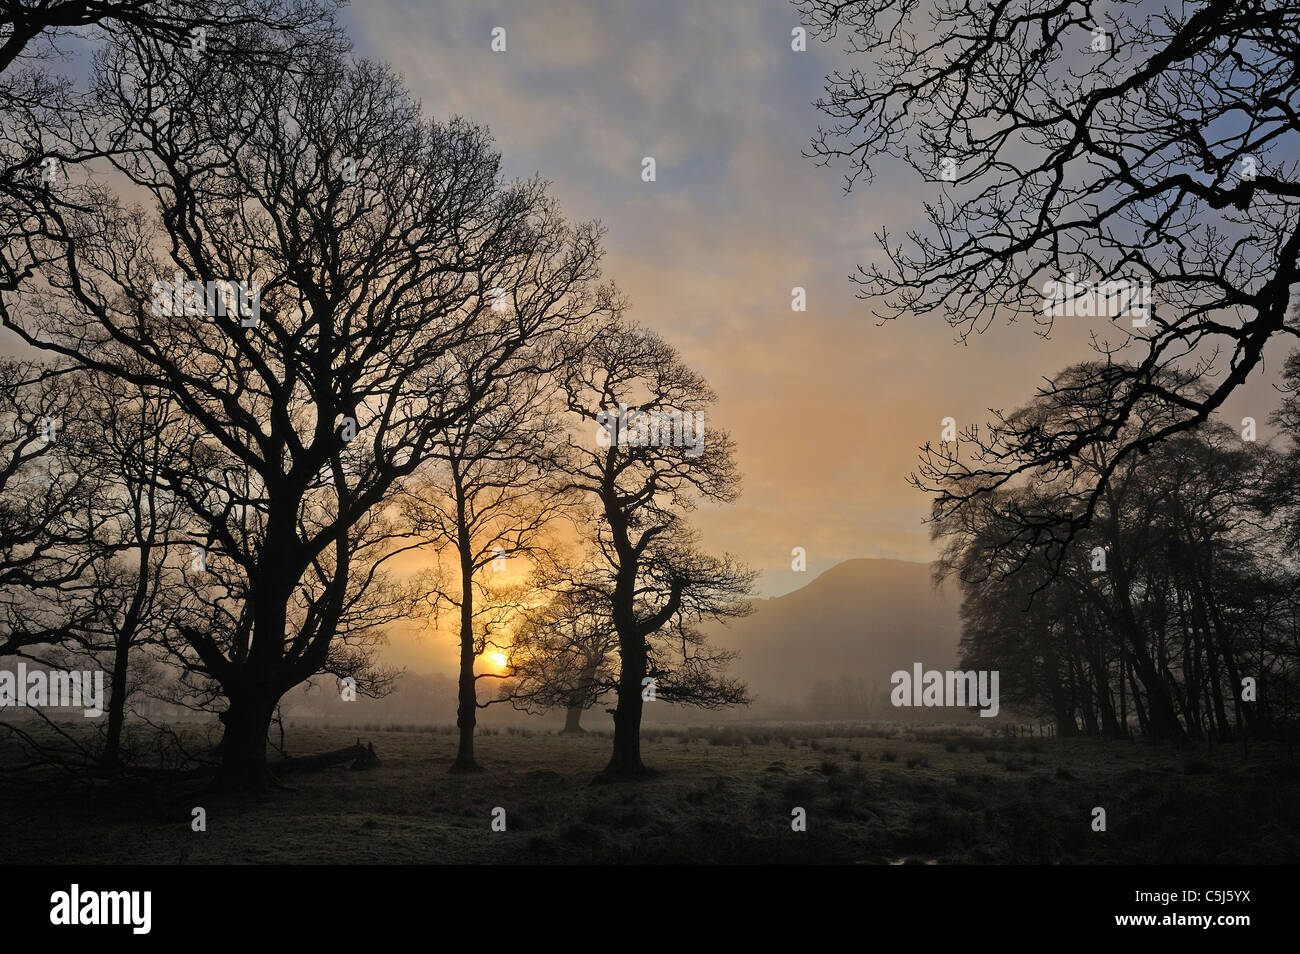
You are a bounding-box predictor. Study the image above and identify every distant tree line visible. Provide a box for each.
[934,362,1300,743]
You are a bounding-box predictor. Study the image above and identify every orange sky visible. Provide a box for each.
[350,0,1292,602]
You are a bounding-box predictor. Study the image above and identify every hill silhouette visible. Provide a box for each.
[706,558,962,718]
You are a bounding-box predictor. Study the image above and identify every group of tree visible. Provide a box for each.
[933,363,1300,742]
[0,1,751,789]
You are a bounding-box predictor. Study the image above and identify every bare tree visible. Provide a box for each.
[405,366,573,772]
[558,322,753,778]
[1,25,613,788]
[0,0,338,74]
[934,363,1285,741]
[70,371,191,766]
[0,1,343,297]
[0,360,103,658]
[800,0,1300,558]
[0,360,123,771]
[503,570,619,734]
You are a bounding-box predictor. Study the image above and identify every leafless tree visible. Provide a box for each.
[933,362,1286,741]
[404,365,574,772]
[800,0,1300,562]
[0,360,104,658]
[0,0,337,74]
[558,322,753,778]
[503,570,619,734]
[67,371,193,766]
[0,360,127,771]
[1,1,343,296]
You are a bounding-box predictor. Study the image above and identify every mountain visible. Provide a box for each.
[705,558,963,718]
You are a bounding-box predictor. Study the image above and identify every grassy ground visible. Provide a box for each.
[3,722,1297,864]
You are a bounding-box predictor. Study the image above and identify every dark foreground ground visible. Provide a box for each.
[3,722,1297,864]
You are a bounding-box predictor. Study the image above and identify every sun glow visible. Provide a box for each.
[487,652,509,670]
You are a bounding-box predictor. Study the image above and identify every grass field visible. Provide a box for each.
[4,722,1298,864]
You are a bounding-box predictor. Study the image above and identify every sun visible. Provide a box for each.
[487,652,509,670]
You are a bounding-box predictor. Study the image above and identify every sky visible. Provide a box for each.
[2,0,1291,678]
[344,0,1291,599]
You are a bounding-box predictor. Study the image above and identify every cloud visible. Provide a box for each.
[340,0,1248,591]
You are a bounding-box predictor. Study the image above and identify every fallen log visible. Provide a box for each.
[274,739,381,775]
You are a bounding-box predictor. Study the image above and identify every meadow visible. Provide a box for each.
[3,722,1297,864]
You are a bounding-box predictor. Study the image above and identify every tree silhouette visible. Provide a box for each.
[558,322,753,778]
[1,1,343,297]
[405,364,573,772]
[0,0,336,74]
[0,361,103,659]
[933,363,1294,740]
[801,0,1300,555]
[502,570,619,734]
[75,372,188,766]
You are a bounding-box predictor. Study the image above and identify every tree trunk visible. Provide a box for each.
[451,545,481,773]
[102,553,151,768]
[1086,636,1121,739]
[1130,647,1185,742]
[1128,661,1151,736]
[602,642,648,778]
[1043,640,1076,736]
[101,633,132,767]
[562,655,600,734]
[1200,576,1263,737]
[1119,653,1129,739]
[215,686,279,791]
[452,667,479,771]
[214,522,298,791]
[562,704,585,734]
[1103,509,1185,743]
